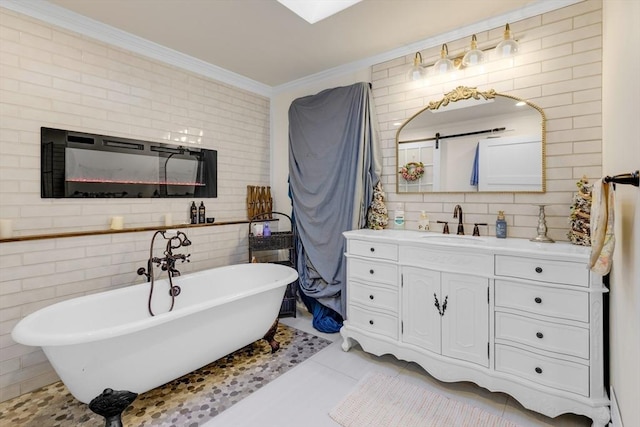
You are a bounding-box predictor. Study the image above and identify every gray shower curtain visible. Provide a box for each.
[288,82,381,323]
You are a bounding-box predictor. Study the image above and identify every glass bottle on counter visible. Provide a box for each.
[393,203,405,230]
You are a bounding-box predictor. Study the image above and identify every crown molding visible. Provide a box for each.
[2,0,582,98]
[0,0,273,97]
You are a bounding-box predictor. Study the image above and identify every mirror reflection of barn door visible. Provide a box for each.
[478,135,542,192]
[398,140,440,192]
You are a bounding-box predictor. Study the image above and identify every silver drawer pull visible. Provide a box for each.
[369,269,374,274]
[369,320,374,325]
[535,367,543,374]
[536,332,544,339]
[534,297,542,304]
[535,266,543,273]
[369,294,375,300]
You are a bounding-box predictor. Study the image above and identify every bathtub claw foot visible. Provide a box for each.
[89,388,138,427]
[263,319,280,353]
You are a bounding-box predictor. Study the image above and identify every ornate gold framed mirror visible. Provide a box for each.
[396,86,546,193]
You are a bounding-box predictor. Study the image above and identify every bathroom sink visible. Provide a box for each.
[420,234,487,244]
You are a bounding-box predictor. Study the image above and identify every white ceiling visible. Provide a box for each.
[5,0,580,94]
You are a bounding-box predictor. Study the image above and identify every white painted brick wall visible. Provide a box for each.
[371,0,602,241]
[0,9,269,401]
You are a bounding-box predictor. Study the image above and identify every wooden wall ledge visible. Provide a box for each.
[0,220,254,243]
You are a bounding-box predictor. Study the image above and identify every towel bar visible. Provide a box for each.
[603,170,639,188]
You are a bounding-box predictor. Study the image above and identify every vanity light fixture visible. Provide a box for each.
[461,34,485,67]
[405,23,519,81]
[495,23,519,57]
[433,44,455,75]
[408,52,428,81]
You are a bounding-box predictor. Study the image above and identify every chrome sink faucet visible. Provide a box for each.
[453,205,464,235]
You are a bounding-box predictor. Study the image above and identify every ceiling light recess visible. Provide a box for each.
[277,0,362,24]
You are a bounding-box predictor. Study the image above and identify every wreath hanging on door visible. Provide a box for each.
[399,162,425,181]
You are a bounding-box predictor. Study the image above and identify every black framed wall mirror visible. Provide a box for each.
[396,86,546,193]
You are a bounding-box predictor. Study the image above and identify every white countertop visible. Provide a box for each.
[343,229,592,262]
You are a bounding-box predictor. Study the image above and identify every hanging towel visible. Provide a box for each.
[470,143,479,186]
[589,178,615,275]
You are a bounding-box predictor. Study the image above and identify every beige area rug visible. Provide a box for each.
[330,373,520,427]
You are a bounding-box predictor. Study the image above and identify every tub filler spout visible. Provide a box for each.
[139,230,192,316]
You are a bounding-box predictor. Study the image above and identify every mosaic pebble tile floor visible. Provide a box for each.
[0,324,331,427]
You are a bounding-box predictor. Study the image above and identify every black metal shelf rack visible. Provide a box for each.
[248,212,297,318]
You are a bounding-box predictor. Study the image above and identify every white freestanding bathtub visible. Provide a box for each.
[12,263,297,404]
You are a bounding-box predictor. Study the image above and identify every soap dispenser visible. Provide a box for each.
[496,211,507,238]
[198,201,206,224]
[190,202,198,224]
[418,211,430,231]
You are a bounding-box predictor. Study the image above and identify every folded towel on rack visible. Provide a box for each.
[589,178,615,275]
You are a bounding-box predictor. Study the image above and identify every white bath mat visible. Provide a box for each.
[329,372,520,427]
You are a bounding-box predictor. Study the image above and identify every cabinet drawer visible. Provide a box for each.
[495,255,589,287]
[495,280,588,322]
[495,344,588,396]
[348,305,398,340]
[495,312,589,359]
[348,239,397,261]
[348,258,397,285]
[400,245,492,276]
[349,281,398,314]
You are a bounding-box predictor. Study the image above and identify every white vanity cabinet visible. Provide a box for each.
[345,239,399,341]
[341,229,610,427]
[493,254,596,398]
[402,266,489,367]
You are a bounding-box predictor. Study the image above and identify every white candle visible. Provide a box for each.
[110,216,124,230]
[0,219,13,238]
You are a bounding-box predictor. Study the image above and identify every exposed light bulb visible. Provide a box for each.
[496,23,519,58]
[407,52,427,81]
[433,44,455,75]
[462,35,485,67]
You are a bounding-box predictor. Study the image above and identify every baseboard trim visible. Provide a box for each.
[609,386,623,427]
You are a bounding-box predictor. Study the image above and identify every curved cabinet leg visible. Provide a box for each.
[340,327,354,351]
[590,406,610,427]
[341,337,354,352]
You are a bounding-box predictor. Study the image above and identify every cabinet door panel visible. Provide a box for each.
[402,266,441,353]
[441,273,489,367]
